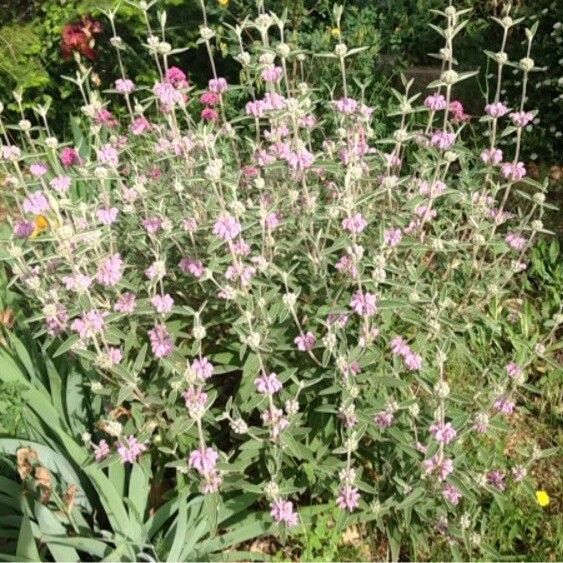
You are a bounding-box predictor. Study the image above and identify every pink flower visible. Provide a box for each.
[255,372,283,395]
[208,77,228,93]
[494,395,515,415]
[14,220,34,238]
[63,273,93,292]
[50,175,72,193]
[166,67,188,89]
[430,130,456,150]
[510,111,534,128]
[506,362,523,380]
[192,357,214,380]
[481,148,503,165]
[501,161,526,182]
[487,470,506,491]
[261,65,283,83]
[97,144,119,167]
[472,412,490,434]
[429,422,457,444]
[153,81,184,108]
[391,337,410,356]
[188,447,218,475]
[374,411,394,429]
[117,436,147,464]
[442,483,462,505]
[96,207,119,225]
[294,331,316,351]
[335,97,358,114]
[182,217,198,232]
[213,214,242,241]
[505,233,526,251]
[270,499,298,527]
[485,102,509,118]
[200,91,220,106]
[263,92,286,110]
[151,293,174,314]
[71,310,106,339]
[106,347,123,365]
[299,115,316,128]
[335,255,358,279]
[246,100,266,118]
[1,145,20,160]
[59,147,80,167]
[180,258,205,278]
[263,212,280,230]
[93,440,110,461]
[403,351,422,371]
[115,78,136,94]
[142,217,162,234]
[350,291,377,316]
[449,100,470,122]
[424,93,447,111]
[201,470,222,494]
[201,107,219,121]
[30,162,48,177]
[423,455,454,481]
[336,485,361,512]
[149,323,174,358]
[286,148,314,171]
[182,386,208,412]
[130,116,151,135]
[96,254,124,287]
[261,406,289,439]
[342,213,367,234]
[45,304,68,336]
[95,108,118,127]
[23,191,50,215]
[384,228,402,247]
[511,465,527,482]
[145,261,166,281]
[114,292,137,313]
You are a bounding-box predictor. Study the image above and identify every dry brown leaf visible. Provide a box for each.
[342,525,361,546]
[16,448,38,480]
[35,466,53,504]
[63,484,78,513]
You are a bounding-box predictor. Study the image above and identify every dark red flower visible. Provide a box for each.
[61,16,102,61]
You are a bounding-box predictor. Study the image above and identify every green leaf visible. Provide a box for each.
[16,511,40,562]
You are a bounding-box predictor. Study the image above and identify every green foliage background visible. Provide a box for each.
[0,0,561,160]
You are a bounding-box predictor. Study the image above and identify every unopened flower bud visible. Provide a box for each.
[533,192,546,204]
[157,41,172,55]
[277,43,290,58]
[434,380,450,398]
[442,70,459,85]
[193,325,206,340]
[230,418,248,434]
[264,481,279,499]
[19,119,32,131]
[495,51,508,64]
[393,129,409,143]
[501,16,514,28]
[200,26,215,40]
[334,43,348,57]
[519,57,535,72]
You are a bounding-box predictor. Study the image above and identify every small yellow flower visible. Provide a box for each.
[218,0,229,7]
[31,214,50,239]
[330,27,340,39]
[536,490,550,507]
